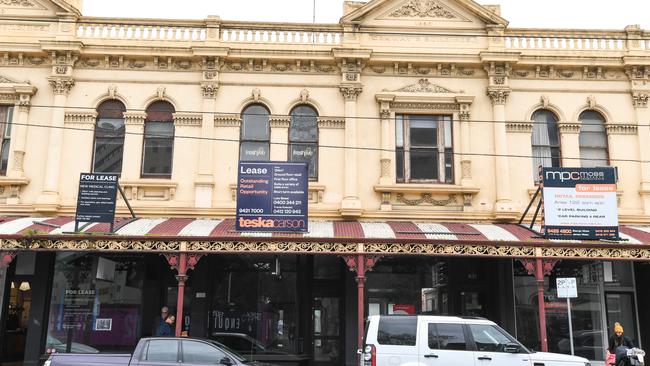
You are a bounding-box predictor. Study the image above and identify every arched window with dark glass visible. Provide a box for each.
[93,100,126,174]
[142,101,175,177]
[240,104,270,161]
[531,109,561,180]
[289,105,318,179]
[579,110,609,167]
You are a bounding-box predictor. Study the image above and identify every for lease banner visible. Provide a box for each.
[236,161,309,232]
[542,167,618,240]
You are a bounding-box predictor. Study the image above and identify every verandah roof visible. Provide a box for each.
[0,217,649,260]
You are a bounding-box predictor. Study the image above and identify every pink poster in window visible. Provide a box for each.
[392,304,416,315]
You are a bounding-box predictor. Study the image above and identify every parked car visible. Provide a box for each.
[210,332,309,366]
[44,337,275,366]
[361,315,591,366]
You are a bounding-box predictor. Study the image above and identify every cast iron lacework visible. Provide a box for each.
[1,238,650,260]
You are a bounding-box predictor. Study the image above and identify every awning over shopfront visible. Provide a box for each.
[0,216,649,260]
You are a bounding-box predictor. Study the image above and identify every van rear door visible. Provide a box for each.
[373,316,419,366]
[418,321,475,366]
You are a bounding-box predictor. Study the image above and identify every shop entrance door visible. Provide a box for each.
[605,292,639,346]
[0,274,32,366]
[312,295,341,366]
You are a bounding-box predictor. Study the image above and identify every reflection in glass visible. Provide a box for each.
[289,105,318,178]
[93,100,126,174]
[143,102,175,177]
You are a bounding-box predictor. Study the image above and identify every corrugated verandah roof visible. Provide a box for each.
[0,217,649,260]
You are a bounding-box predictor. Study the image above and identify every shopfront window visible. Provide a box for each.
[46,253,144,353]
[207,255,300,355]
[513,261,605,361]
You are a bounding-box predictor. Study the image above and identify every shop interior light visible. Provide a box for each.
[11,282,15,289]
[19,282,30,291]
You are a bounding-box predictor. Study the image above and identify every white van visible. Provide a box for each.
[362,315,590,366]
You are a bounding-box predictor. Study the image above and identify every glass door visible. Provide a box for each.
[605,292,639,346]
[312,296,340,366]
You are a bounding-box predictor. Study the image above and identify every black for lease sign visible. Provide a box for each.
[75,173,119,223]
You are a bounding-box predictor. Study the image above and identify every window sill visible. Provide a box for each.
[0,177,29,204]
[374,183,480,211]
[229,183,325,204]
[120,179,177,201]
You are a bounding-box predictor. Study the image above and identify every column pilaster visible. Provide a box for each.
[339,83,363,217]
[8,93,33,178]
[378,101,393,186]
[35,75,74,212]
[558,122,582,167]
[195,62,219,208]
[456,96,475,187]
[487,86,514,217]
[632,91,650,214]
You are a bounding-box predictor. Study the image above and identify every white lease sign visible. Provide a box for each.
[557,277,578,356]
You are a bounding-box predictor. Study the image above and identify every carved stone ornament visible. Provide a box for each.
[394,79,456,93]
[389,0,456,18]
[340,85,363,101]
[606,124,638,135]
[156,86,166,99]
[380,109,391,119]
[461,160,471,179]
[300,89,309,102]
[380,159,391,178]
[486,88,510,105]
[587,95,596,109]
[201,83,219,99]
[0,0,36,7]
[541,95,549,108]
[396,193,456,206]
[48,78,74,95]
[632,92,649,108]
[506,122,534,133]
[108,85,117,98]
[252,88,261,102]
[558,122,581,134]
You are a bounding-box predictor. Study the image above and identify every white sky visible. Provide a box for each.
[82,0,650,30]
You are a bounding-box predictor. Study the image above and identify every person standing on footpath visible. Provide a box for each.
[153,306,170,336]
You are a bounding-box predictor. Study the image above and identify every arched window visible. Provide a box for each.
[0,105,14,175]
[240,104,270,161]
[579,110,608,167]
[93,100,126,174]
[142,101,175,177]
[531,109,561,180]
[289,105,318,178]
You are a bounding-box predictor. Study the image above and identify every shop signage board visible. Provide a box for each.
[75,173,119,226]
[236,161,309,232]
[542,167,618,240]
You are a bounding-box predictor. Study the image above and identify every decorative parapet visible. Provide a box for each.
[173,113,202,127]
[64,110,97,125]
[317,117,345,129]
[558,122,581,134]
[269,116,290,128]
[606,124,638,135]
[214,114,241,127]
[120,180,178,201]
[374,184,480,211]
[506,122,533,133]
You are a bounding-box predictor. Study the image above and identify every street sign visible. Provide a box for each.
[556,277,578,298]
[236,161,309,232]
[542,167,619,240]
[75,173,119,224]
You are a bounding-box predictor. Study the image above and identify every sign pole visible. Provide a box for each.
[567,297,574,356]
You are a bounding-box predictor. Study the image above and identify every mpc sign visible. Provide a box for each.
[542,167,618,240]
[236,161,309,232]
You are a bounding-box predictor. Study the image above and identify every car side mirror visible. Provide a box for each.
[505,343,521,353]
[220,357,233,366]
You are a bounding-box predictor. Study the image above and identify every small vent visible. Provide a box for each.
[534,363,545,366]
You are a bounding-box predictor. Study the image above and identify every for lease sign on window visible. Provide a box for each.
[236,161,309,232]
[542,167,618,240]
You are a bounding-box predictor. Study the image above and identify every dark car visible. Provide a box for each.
[44,337,274,366]
[210,333,308,366]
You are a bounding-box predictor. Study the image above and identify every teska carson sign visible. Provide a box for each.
[542,167,618,240]
[235,161,309,232]
[75,173,119,224]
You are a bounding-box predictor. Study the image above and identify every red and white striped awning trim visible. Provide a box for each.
[0,216,649,246]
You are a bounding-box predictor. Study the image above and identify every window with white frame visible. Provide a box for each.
[142,101,175,177]
[579,110,609,167]
[289,105,318,179]
[531,109,561,182]
[92,100,126,174]
[240,104,270,161]
[395,115,453,183]
[0,105,14,175]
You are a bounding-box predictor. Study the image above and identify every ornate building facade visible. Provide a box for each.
[1,0,650,365]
